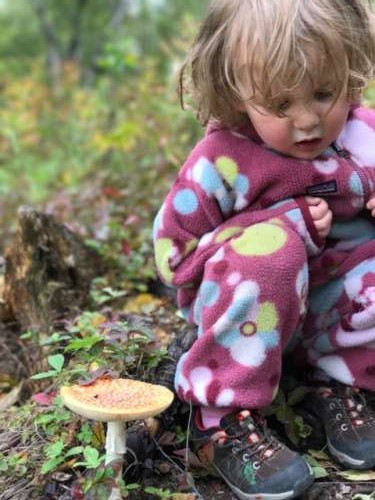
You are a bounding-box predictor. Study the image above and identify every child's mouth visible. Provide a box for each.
[295,138,322,151]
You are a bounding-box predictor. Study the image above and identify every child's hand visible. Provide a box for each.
[366,196,375,217]
[305,196,332,239]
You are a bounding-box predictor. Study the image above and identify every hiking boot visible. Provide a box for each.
[302,384,375,469]
[191,409,314,500]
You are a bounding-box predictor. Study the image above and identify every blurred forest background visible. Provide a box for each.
[0,0,207,286]
[2,0,375,279]
[2,0,375,268]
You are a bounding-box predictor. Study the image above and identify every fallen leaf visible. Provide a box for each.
[0,384,22,412]
[173,448,207,469]
[337,469,375,481]
[0,373,18,391]
[32,391,56,406]
[90,313,107,329]
[91,421,105,447]
[157,430,177,446]
[196,441,214,465]
[154,326,171,346]
[304,454,330,479]
[51,472,72,482]
[307,449,331,460]
[144,416,161,436]
[173,493,197,500]
[121,240,132,256]
[78,370,119,386]
[123,293,163,314]
[70,481,84,500]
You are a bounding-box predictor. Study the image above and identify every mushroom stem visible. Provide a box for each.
[105,421,127,500]
[105,421,127,464]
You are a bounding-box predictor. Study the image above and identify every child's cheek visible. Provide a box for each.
[262,123,289,151]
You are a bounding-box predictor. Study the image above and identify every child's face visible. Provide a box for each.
[243,85,352,160]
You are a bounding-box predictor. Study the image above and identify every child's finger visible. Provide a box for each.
[313,210,332,235]
[305,196,322,206]
[308,200,330,220]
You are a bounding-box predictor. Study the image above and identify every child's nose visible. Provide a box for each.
[293,105,320,131]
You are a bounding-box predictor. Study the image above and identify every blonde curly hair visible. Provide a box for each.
[179,0,375,126]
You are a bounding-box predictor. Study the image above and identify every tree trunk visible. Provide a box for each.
[66,0,90,62]
[1,206,104,334]
[33,0,63,91]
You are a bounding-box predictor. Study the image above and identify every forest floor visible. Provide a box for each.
[0,289,374,500]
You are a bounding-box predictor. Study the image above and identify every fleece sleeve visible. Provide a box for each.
[153,152,322,290]
[336,106,375,203]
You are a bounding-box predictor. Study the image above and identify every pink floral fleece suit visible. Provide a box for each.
[153,106,375,411]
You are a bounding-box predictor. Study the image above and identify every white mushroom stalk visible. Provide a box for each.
[105,421,127,465]
[105,421,127,500]
[60,377,174,499]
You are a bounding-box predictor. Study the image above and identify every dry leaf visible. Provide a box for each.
[172,493,197,500]
[337,469,375,481]
[154,326,171,346]
[89,313,107,329]
[51,472,72,482]
[196,441,214,465]
[307,449,331,460]
[91,421,106,447]
[0,384,22,412]
[0,373,18,391]
[144,417,161,436]
[123,293,163,314]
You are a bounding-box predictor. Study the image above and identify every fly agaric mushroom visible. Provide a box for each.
[60,377,174,500]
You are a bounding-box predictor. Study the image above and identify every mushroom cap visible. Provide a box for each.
[60,378,174,422]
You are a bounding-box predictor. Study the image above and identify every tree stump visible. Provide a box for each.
[1,206,104,333]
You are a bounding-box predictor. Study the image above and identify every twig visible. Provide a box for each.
[149,404,204,500]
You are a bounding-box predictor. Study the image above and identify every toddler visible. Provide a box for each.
[153,1,375,499]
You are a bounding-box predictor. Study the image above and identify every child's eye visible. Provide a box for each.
[314,90,334,101]
[276,100,290,113]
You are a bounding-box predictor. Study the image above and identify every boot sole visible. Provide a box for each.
[328,439,375,470]
[212,462,314,500]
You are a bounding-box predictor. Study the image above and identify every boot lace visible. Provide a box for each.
[211,410,282,465]
[321,386,375,429]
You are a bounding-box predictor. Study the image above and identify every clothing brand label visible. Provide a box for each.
[305,180,338,196]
